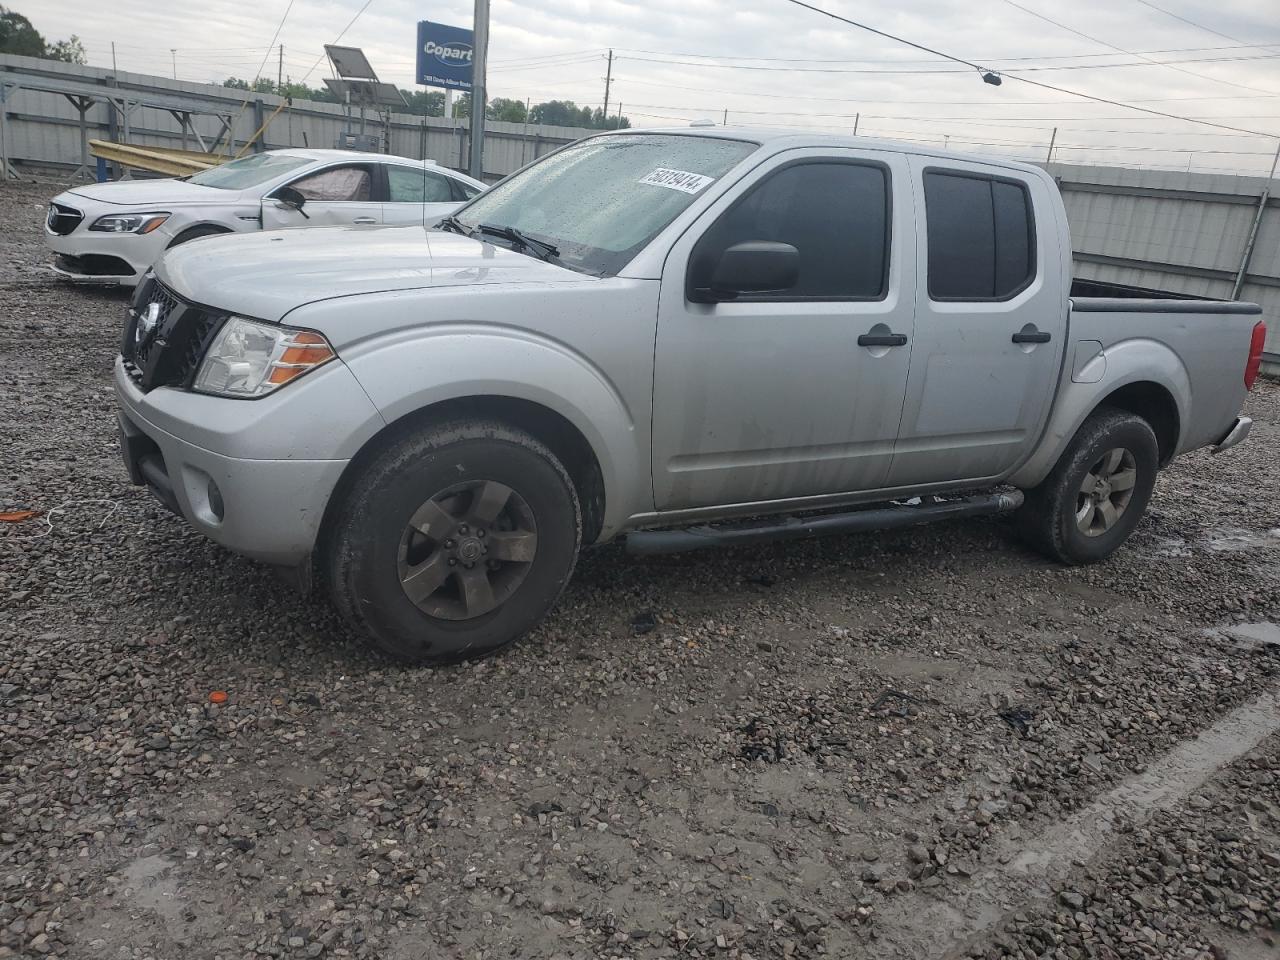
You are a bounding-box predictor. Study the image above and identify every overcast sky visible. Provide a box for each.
[21,0,1280,174]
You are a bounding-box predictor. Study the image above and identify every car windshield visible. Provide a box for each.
[187,153,313,190]
[449,133,758,276]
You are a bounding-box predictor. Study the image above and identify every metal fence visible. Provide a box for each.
[1047,162,1280,356]
[0,52,594,180]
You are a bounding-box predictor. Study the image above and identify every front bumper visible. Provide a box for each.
[46,226,160,287]
[114,358,379,567]
[1211,416,1252,455]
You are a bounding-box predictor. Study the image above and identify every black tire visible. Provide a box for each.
[166,225,231,248]
[1017,407,1159,564]
[327,419,581,664]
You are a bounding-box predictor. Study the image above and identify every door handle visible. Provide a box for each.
[857,332,909,347]
[352,217,378,225]
[1012,329,1051,344]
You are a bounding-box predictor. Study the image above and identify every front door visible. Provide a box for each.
[886,157,1067,487]
[651,149,916,512]
[262,163,382,229]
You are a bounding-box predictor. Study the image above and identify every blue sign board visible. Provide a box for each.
[416,21,475,91]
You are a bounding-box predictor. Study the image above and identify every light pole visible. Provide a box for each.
[170,49,177,80]
[468,0,489,181]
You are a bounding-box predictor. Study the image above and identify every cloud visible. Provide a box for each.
[21,0,1280,174]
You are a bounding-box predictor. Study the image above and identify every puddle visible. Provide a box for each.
[873,683,1280,959]
[1153,527,1280,556]
[1223,621,1280,651]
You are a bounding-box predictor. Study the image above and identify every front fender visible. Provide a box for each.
[341,324,647,538]
[1009,337,1190,489]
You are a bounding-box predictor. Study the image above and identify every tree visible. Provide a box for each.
[0,6,83,62]
[46,34,85,64]
[528,100,629,130]
[486,97,527,123]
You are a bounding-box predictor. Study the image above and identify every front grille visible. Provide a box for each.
[121,277,225,392]
[47,202,83,235]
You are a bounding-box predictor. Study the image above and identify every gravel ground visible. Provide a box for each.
[2,176,1279,960]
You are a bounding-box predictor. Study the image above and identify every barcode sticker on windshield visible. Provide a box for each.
[638,168,715,194]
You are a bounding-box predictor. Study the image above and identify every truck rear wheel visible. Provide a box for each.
[327,419,581,664]
[1018,408,1159,565]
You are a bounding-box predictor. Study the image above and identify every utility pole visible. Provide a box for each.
[170,49,177,81]
[602,49,613,120]
[468,0,489,180]
[1046,126,1057,163]
[111,42,117,73]
[853,113,859,135]
[722,107,728,126]
[278,45,283,93]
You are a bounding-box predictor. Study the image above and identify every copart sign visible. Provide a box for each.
[417,21,475,91]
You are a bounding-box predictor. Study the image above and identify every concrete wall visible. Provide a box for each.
[0,53,594,181]
[1045,162,1279,353]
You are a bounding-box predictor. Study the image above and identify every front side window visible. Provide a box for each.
[690,161,889,300]
[924,170,1035,300]
[450,133,758,276]
[387,166,455,203]
[286,165,373,202]
[187,152,312,190]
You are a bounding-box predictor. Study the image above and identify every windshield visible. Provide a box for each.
[187,153,313,190]
[450,134,758,276]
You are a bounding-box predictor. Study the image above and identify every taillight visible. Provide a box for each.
[1244,321,1266,391]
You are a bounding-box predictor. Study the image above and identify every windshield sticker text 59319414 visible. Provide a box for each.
[638,168,716,194]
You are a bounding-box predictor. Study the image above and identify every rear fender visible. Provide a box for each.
[1009,337,1190,489]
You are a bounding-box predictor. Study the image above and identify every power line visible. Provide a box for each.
[298,0,377,83]
[1000,0,1280,97]
[608,73,1277,105]
[614,51,1280,75]
[614,40,1275,65]
[780,0,1280,138]
[1131,0,1276,47]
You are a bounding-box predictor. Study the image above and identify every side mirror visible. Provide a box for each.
[275,186,310,219]
[690,241,799,303]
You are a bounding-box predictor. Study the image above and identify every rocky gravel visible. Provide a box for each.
[2,175,1279,959]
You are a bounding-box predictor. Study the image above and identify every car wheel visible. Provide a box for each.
[327,418,582,664]
[166,225,231,248]
[1018,407,1159,564]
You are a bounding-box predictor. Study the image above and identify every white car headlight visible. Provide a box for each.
[194,317,336,399]
[89,212,170,234]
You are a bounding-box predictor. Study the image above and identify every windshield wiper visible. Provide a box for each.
[436,215,471,236]
[476,223,560,262]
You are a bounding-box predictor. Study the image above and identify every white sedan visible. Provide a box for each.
[44,148,487,287]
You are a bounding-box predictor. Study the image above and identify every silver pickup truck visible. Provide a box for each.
[114,128,1265,663]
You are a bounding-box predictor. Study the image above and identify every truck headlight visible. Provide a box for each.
[89,212,170,234]
[194,317,336,398]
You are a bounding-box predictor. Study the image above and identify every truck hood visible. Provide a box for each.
[156,225,587,321]
[66,178,233,207]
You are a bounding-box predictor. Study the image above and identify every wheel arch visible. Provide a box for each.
[165,221,235,248]
[316,394,610,573]
[1010,339,1190,489]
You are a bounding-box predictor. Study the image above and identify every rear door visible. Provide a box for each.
[381,164,468,225]
[261,162,382,229]
[886,158,1067,487]
[651,148,916,511]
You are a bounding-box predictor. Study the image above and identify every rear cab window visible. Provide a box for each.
[923,169,1035,301]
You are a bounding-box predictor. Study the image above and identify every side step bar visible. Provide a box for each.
[625,490,1024,556]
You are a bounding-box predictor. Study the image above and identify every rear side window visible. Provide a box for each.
[386,166,455,203]
[692,160,890,300]
[452,179,482,201]
[924,170,1035,300]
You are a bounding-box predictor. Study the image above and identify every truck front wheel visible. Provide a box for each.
[327,419,582,664]
[1018,408,1159,564]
